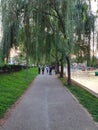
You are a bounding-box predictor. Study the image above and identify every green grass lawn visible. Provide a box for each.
[60,77,98,122]
[0,68,38,118]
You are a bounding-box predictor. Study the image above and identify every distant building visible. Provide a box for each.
[8,46,21,65]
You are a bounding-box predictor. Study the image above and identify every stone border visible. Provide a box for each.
[71,79,98,98]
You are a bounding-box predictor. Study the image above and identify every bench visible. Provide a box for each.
[95,72,98,76]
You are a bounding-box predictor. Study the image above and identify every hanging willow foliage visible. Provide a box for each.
[1,0,95,84]
[1,0,94,65]
[1,0,24,59]
[74,0,95,64]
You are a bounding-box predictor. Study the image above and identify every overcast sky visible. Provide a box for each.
[91,0,97,13]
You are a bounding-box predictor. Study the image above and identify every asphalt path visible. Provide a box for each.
[0,73,98,130]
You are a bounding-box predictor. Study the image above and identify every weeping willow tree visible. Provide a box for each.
[74,0,95,66]
[2,0,94,84]
[1,0,33,79]
[1,0,23,60]
[0,4,3,64]
[1,0,13,60]
[1,0,76,84]
[29,0,76,84]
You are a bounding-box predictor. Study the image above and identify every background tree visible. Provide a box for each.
[74,0,95,66]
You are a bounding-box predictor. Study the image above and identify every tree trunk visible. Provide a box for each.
[25,2,30,80]
[25,46,29,80]
[60,58,63,78]
[87,34,91,66]
[66,55,71,85]
[55,59,59,74]
[60,53,64,78]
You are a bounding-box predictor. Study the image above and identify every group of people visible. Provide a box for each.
[38,64,53,75]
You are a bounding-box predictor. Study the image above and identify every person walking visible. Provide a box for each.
[46,66,49,74]
[38,64,41,74]
[49,65,52,75]
[42,65,45,74]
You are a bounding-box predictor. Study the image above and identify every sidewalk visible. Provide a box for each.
[0,73,98,130]
[71,70,98,97]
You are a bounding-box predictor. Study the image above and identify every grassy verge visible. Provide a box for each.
[60,77,98,122]
[0,68,38,118]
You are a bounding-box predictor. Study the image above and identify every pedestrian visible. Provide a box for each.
[49,65,52,75]
[38,64,41,74]
[42,65,45,74]
[46,66,49,73]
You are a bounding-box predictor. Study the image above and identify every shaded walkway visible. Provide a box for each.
[0,73,98,130]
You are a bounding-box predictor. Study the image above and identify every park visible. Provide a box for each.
[0,0,98,129]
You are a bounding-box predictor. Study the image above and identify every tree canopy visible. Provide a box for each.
[0,0,97,84]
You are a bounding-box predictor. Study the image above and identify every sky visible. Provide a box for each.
[91,0,98,13]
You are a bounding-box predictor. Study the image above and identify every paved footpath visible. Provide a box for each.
[0,73,98,130]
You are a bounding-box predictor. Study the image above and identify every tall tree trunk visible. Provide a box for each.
[60,60,63,78]
[66,55,71,85]
[55,58,59,74]
[26,45,29,80]
[60,53,64,78]
[25,2,30,80]
[87,33,91,66]
[92,16,95,66]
